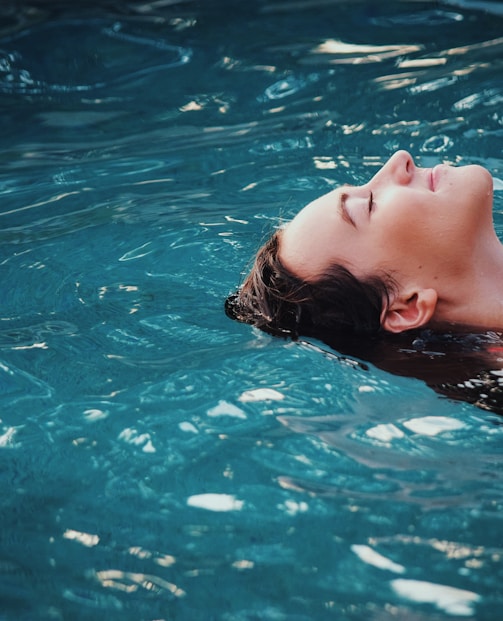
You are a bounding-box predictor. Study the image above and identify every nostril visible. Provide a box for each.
[404,152,416,177]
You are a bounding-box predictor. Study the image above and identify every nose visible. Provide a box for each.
[373,150,414,186]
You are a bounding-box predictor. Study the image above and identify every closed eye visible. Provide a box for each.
[368,192,375,213]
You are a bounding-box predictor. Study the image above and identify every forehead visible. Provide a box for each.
[279,187,343,280]
[287,186,341,231]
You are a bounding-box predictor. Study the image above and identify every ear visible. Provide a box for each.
[381,288,438,334]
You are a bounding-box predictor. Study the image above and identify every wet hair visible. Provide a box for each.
[225,229,396,341]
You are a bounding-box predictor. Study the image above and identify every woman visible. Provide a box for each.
[226,150,498,342]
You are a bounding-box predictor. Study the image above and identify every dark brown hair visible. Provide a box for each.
[225,229,396,341]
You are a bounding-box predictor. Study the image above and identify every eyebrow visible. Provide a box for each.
[339,188,356,228]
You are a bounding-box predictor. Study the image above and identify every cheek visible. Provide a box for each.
[371,214,431,268]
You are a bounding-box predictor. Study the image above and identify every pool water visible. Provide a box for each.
[0,1,502,619]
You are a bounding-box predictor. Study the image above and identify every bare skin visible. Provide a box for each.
[280,150,500,333]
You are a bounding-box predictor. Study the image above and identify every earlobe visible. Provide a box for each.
[381,288,438,334]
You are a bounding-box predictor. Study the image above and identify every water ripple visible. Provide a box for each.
[0,19,192,97]
[453,87,503,111]
[420,135,454,153]
[370,9,464,26]
[0,358,53,403]
[0,320,77,349]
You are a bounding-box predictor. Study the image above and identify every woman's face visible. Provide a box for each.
[280,150,494,288]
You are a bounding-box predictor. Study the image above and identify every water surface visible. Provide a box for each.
[0,1,502,619]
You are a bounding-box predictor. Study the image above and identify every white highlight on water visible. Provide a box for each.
[238,388,284,402]
[351,545,406,574]
[63,529,100,547]
[118,427,156,452]
[391,578,480,616]
[187,493,244,512]
[403,416,465,436]
[0,426,19,448]
[366,423,405,442]
[179,421,198,433]
[207,400,247,418]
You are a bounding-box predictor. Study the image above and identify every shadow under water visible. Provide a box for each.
[312,327,503,416]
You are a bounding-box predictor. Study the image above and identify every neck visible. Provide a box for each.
[434,230,503,331]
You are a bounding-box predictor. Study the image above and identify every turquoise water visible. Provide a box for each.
[0,1,502,619]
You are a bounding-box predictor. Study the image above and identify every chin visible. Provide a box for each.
[459,164,494,201]
[471,164,493,191]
